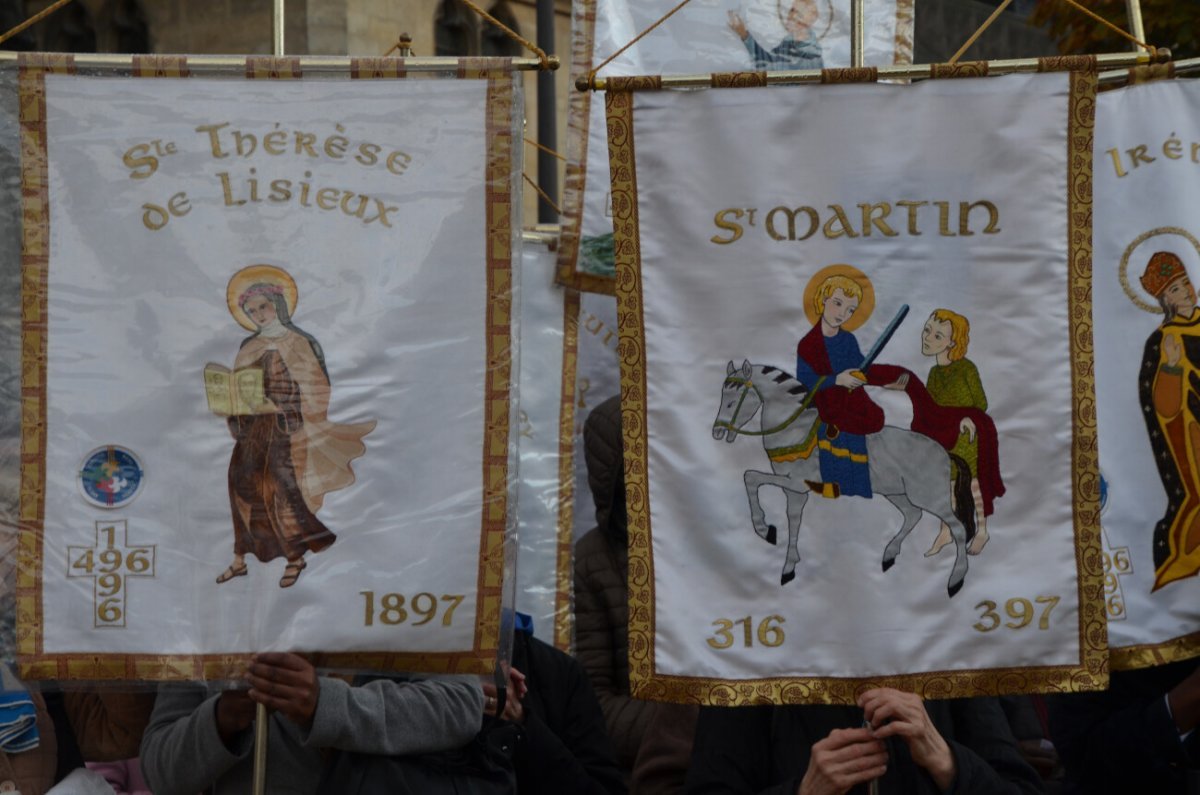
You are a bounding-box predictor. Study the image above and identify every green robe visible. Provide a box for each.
[927,358,988,479]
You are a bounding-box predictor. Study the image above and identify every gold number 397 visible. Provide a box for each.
[973,596,1060,632]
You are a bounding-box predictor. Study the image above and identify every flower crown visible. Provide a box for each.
[239,283,285,306]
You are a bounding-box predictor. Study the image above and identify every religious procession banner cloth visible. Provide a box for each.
[13,56,522,681]
[558,0,914,293]
[1093,78,1200,670]
[606,72,1105,704]
[514,236,575,650]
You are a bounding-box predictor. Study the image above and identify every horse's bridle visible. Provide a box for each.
[713,375,763,435]
[712,373,825,437]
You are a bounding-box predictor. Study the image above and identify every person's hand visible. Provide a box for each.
[1168,662,1200,733]
[1016,739,1058,779]
[727,10,748,39]
[246,652,320,730]
[858,689,955,790]
[959,417,976,442]
[215,689,256,748]
[885,373,910,391]
[797,727,887,795]
[835,370,866,390]
[483,667,527,724]
[1165,334,1183,367]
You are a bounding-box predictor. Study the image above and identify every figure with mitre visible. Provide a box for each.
[208,264,375,589]
[1139,250,1200,590]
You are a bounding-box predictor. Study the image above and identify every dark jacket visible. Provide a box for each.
[574,395,659,771]
[511,629,626,794]
[1048,658,1200,794]
[684,699,1044,795]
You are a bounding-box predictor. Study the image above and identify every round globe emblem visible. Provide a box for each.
[79,446,144,509]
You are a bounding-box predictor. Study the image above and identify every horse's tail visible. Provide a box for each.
[947,452,976,544]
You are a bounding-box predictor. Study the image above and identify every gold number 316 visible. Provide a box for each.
[706,615,786,649]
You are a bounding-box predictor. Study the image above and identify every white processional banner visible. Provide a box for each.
[605,72,1105,703]
[15,57,521,681]
[558,0,914,293]
[1094,79,1200,669]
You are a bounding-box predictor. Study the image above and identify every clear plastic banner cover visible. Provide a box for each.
[513,237,572,649]
[558,0,916,292]
[572,293,620,547]
[11,62,523,682]
[1093,79,1200,669]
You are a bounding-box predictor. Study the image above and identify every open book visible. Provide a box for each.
[203,363,268,416]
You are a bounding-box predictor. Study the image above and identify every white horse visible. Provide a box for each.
[712,360,975,598]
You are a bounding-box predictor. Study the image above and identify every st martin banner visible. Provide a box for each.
[606,71,1105,703]
[1093,78,1200,670]
[13,56,521,681]
[558,0,914,293]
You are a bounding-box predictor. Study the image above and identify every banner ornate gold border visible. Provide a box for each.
[16,66,50,669]
[1065,68,1108,692]
[611,73,1108,705]
[244,56,302,80]
[1111,630,1200,670]
[16,68,517,681]
[553,290,582,651]
[131,56,190,78]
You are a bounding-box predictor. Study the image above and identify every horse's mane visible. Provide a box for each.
[758,364,809,397]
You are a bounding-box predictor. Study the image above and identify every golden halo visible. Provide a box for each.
[802,263,875,332]
[776,0,835,41]
[226,264,299,331]
[1118,227,1200,315]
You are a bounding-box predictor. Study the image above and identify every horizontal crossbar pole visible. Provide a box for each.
[579,49,1164,91]
[0,52,559,72]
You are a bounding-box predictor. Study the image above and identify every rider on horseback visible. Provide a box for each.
[795,274,906,499]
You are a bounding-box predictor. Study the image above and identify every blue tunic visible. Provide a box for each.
[742,32,823,71]
[795,329,872,498]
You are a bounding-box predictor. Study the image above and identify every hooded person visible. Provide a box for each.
[574,395,659,776]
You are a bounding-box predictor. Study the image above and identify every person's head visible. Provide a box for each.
[1142,252,1196,318]
[783,0,818,38]
[814,274,862,331]
[923,309,969,362]
[238,282,290,329]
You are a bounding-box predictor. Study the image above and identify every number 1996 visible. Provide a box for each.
[359,591,465,627]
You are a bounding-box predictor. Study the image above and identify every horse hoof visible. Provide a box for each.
[882,558,895,573]
[948,581,963,599]
[781,570,795,586]
[765,525,777,545]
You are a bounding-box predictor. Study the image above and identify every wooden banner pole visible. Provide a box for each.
[253,702,269,795]
[850,0,865,68]
[274,0,286,57]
